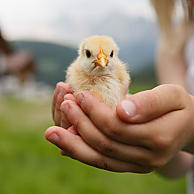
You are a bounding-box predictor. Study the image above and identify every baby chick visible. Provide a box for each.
[66,36,130,108]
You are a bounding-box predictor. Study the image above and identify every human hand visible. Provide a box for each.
[52,82,75,127]
[117,84,194,154]
[45,84,194,173]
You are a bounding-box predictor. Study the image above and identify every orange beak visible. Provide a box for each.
[93,47,108,68]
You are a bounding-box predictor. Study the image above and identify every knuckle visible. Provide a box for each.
[153,84,187,108]
[150,161,164,169]
[96,158,110,171]
[143,91,158,106]
[166,84,187,105]
[138,155,154,166]
[104,119,114,130]
[61,119,70,129]
[98,140,113,154]
[136,90,160,115]
[104,119,120,137]
[81,97,94,113]
[149,156,167,169]
[108,125,120,137]
[60,142,77,157]
[170,84,185,93]
[151,134,172,150]
[67,146,77,157]
[73,119,82,131]
[170,84,185,101]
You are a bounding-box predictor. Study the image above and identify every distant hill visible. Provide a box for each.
[12,40,157,89]
[13,41,77,86]
[51,12,159,73]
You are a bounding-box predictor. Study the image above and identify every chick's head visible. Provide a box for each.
[78,36,119,75]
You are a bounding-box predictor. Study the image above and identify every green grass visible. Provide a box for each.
[0,95,186,194]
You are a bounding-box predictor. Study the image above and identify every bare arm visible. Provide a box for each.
[156,24,193,88]
[156,45,187,88]
[156,24,194,178]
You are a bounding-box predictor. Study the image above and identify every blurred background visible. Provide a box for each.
[0,0,185,194]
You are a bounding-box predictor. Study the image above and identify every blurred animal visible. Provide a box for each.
[66,36,130,108]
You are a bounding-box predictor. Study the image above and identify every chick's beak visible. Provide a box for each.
[93,48,108,68]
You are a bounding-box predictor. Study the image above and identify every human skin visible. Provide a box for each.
[45,82,194,173]
[45,0,194,177]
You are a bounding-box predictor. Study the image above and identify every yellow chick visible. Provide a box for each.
[66,35,130,108]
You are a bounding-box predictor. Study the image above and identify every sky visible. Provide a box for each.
[0,0,154,44]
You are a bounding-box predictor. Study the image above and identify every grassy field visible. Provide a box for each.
[0,92,186,194]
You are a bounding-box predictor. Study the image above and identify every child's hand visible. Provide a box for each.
[46,84,194,173]
[52,82,75,128]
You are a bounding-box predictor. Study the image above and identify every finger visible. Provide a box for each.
[67,126,79,135]
[60,126,79,156]
[45,126,152,173]
[60,111,71,129]
[52,86,60,119]
[60,94,76,128]
[60,100,153,165]
[53,82,72,126]
[52,82,72,115]
[64,94,76,102]
[75,91,116,130]
[117,84,186,124]
[74,91,150,145]
[54,89,66,126]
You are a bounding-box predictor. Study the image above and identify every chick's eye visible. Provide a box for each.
[86,50,91,58]
[110,50,114,57]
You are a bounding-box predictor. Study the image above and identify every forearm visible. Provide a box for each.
[156,151,194,179]
[156,46,187,88]
[156,24,192,89]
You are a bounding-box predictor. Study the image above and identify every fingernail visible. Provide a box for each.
[76,93,84,104]
[121,100,136,117]
[64,94,69,100]
[64,94,73,101]
[47,133,59,144]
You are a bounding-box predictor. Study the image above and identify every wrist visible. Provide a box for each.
[182,95,194,154]
[156,151,194,178]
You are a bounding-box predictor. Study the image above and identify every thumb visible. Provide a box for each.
[116,84,186,123]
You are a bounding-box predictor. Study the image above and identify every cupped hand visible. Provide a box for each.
[46,84,194,173]
[52,82,75,128]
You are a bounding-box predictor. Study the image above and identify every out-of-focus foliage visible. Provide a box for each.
[0,96,185,194]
